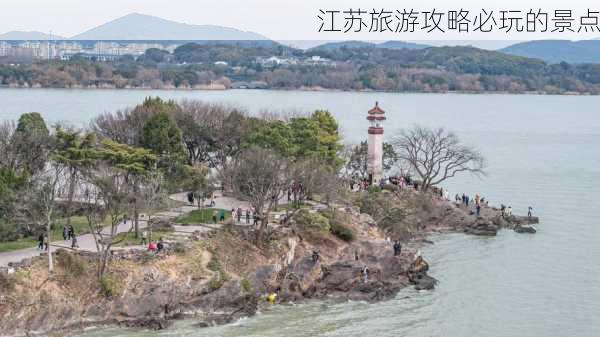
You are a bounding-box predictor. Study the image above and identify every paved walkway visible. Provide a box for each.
[0,192,240,268]
[0,191,324,268]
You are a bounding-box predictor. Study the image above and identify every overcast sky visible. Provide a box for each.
[1,0,599,48]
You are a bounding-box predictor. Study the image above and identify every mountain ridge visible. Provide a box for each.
[71,13,268,41]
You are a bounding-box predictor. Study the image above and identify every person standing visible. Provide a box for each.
[528,206,533,218]
[245,209,251,224]
[362,265,369,283]
[62,225,68,241]
[237,207,242,223]
[476,204,481,216]
[141,230,148,246]
[393,241,402,256]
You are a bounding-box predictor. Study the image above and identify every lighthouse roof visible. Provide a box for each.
[368,102,385,115]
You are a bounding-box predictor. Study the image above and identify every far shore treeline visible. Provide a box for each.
[1,43,600,94]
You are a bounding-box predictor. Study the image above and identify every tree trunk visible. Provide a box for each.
[46,218,53,273]
[133,183,139,238]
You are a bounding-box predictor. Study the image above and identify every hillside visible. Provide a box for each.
[501,40,600,64]
[71,13,268,40]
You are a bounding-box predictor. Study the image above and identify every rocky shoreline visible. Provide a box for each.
[0,193,539,337]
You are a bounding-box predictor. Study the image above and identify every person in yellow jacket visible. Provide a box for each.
[267,292,277,304]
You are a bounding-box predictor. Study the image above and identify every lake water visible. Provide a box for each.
[1,89,599,337]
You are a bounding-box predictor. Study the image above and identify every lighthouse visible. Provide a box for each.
[367,102,386,185]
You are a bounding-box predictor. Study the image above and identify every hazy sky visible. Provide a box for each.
[1,0,599,46]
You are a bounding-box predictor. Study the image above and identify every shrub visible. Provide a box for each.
[0,272,14,291]
[241,277,252,293]
[367,185,382,193]
[330,223,355,241]
[172,241,187,254]
[293,209,330,232]
[55,250,86,277]
[0,221,20,242]
[99,273,120,298]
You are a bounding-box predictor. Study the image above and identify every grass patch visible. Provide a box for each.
[175,208,229,224]
[0,237,37,252]
[112,229,174,247]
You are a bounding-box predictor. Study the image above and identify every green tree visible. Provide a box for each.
[346,140,399,179]
[82,139,157,278]
[53,128,96,234]
[246,110,343,167]
[140,111,185,174]
[12,112,50,175]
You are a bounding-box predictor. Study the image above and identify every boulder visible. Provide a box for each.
[514,224,537,234]
[465,218,498,236]
[409,273,437,290]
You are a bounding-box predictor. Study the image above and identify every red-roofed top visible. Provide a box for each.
[368,101,385,114]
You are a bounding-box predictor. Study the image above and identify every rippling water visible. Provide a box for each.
[1,89,598,337]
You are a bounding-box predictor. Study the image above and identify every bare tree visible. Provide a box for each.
[227,147,289,245]
[15,164,65,274]
[392,126,485,190]
[81,165,133,279]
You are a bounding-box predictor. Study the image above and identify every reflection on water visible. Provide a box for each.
[1,89,598,337]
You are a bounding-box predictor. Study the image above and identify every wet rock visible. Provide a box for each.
[409,273,437,290]
[514,224,537,234]
[465,218,498,236]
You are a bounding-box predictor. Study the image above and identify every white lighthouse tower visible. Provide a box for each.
[367,102,386,185]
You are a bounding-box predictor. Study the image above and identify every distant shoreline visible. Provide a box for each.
[0,85,595,96]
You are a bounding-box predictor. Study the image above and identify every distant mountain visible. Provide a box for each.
[0,31,65,40]
[500,40,600,64]
[71,13,268,40]
[310,40,430,51]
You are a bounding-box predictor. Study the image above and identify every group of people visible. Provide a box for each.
[186,191,216,207]
[147,237,165,253]
[455,193,489,216]
[62,224,79,248]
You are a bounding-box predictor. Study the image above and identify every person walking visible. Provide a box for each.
[528,206,533,218]
[37,232,44,250]
[362,265,369,283]
[71,235,79,249]
[212,211,217,224]
[68,225,74,241]
[62,225,68,241]
[237,207,242,223]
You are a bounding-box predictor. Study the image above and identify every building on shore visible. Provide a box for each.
[367,102,386,185]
